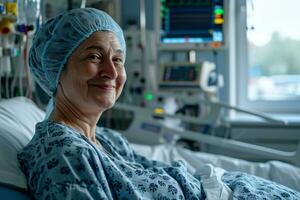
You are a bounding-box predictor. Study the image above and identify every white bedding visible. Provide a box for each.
[0,97,45,189]
[0,97,299,192]
[131,143,300,191]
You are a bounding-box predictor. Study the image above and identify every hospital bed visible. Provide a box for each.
[0,97,299,199]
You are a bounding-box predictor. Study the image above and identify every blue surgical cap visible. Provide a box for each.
[29,8,126,97]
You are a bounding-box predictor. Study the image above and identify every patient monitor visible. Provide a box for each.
[159,62,217,93]
[156,0,226,50]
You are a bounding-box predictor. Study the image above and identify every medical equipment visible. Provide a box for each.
[121,0,158,105]
[156,0,226,50]
[159,61,217,93]
[113,100,300,167]
[0,0,40,100]
[122,28,157,106]
[41,0,120,22]
[123,1,223,109]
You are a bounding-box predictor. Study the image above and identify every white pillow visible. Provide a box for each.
[0,97,45,189]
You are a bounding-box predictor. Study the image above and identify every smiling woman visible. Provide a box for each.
[55,31,126,126]
[17,7,300,200]
[52,31,126,144]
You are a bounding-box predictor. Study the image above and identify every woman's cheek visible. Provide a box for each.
[84,64,99,77]
[119,68,127,84]
[116,70,126,96]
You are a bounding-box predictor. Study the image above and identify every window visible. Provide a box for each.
[236,0,300,113]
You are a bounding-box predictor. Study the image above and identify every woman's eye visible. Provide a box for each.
[87,54,102,62]
[113,57,124,64]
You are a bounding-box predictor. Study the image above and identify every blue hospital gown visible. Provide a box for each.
[18,120,300,200]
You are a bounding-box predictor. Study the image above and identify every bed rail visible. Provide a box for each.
[114,103,300,167]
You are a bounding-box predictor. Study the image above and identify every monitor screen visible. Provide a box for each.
[159,0,225,47]
[163,66,198,82]
[159,63,203,90]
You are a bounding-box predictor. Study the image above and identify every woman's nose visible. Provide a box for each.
[100,58,118,79]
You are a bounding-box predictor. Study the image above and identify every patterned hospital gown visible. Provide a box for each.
[18,120,300,200]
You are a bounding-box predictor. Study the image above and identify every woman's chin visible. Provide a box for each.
[90,93,116,108]
[94,99,115,111]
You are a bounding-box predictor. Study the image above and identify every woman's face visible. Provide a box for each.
[59,31,126,114]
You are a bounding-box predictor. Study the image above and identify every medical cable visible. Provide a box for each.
[10,35,21,97]
[24,32,32,98]
[10,56,19,97]
[5,68,9,98]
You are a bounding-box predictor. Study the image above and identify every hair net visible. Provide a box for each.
[29,8,126,97]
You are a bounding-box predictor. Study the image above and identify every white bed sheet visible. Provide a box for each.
[131,143,300,191]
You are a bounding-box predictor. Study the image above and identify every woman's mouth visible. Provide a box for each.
[90,84,116,90]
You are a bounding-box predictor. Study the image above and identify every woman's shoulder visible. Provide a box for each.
[18,120,98,177]
[34,120,87,146]
[19,120,92,161]
[35,120,82,140]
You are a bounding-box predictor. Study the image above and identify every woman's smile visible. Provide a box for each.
[89,83,116,91]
